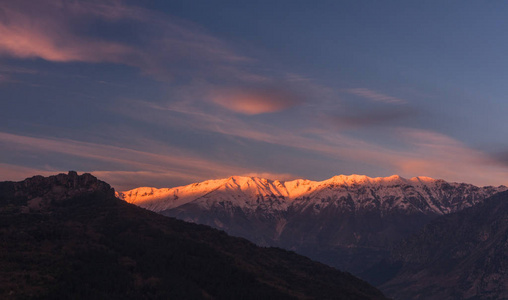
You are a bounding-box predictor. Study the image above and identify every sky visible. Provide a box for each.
[2,0,508,190]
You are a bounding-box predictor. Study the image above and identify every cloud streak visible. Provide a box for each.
[331,107,417,129]
[0,131,283,190]
[0,163,64,181]
[0,1,136,63]
[0,0,250,82]
[119,101,508,187]
[346,88,406,104]
[393,128,508,186]
[2,1,506,190]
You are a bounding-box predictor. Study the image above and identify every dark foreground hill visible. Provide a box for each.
[363,190,508,299]
[0,172,387,300]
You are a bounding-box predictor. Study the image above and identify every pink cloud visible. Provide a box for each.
[0,131,289,190]
[0,163,63,181]
[346,88,406,104]
[392,128,508,186]
[211,88,301,115]
[0,132,241,174]
[3,125,508,189]
[121,101,508,187]
[0,0,334,112]
[0,0,251,82]
[0,1,136,63]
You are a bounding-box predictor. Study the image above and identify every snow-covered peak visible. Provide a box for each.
[329,174,371,184]
[224,176,270,190]
[323,174,410,186]
[118,178,229,211]
[409,176,436,183]
[119,174,507,215]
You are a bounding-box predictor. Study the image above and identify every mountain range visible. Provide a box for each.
[4,171,508,299]
[0,172,387,299]
[119,174,506,274]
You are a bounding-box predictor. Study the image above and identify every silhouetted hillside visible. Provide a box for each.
[0,172,387,299]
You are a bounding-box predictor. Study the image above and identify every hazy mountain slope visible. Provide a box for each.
[369,190,508,300]
[119,175,505,273]
[0,172,387,300]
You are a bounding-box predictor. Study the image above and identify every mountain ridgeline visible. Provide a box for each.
[0,172,387,299]
[119,174,506,274]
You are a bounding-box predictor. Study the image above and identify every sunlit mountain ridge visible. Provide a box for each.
[118,174,507,274]
[118,174,506,215]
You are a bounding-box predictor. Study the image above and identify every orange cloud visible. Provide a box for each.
[211,88,301,114]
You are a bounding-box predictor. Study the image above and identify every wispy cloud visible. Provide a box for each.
[3,122,508,189]
[118,101,508,187]
[331,107,417,129]
[0,131,282,190]
[0,0,339,112]
[393,128,508,186]
[211,87,301,115]
[0,163,63,181]
[0,65,39,75]
[0,1,135,63]
[124,100,394,160]
[0,0,250,81]
[346,88,406,104]
[489,151,508,167]
[2,1,506,190]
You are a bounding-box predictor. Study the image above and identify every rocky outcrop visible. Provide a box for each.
[0,171,114,213]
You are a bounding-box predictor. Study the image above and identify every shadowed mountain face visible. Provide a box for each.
[119,175,506,274]
[0,172,387,300]
[363,191,508,300]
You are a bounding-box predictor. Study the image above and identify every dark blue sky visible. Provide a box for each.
[1,0,508,190]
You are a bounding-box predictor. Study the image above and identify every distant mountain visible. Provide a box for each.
[0,172,387,299]
[119,175,506,274]
[365,190,508,300]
